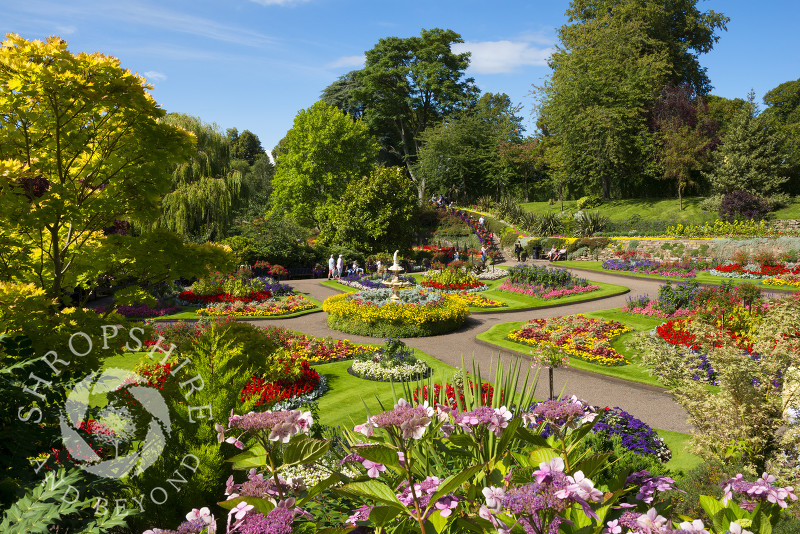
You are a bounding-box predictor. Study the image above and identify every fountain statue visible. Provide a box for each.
[382,249,411,303]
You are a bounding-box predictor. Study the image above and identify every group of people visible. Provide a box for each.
[511,241,563,262]
[327,254,365,279]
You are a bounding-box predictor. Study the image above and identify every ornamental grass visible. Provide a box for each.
[323,289,470,337]
[508,314,630,366]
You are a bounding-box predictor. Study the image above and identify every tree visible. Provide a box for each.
[320,70,365,120]
[414,93,523,201]
[762,78,800,191]
[319,167,418,253]
[498,138,548,203]
[270,101,378,228]
[651,84,719,209]
[356,28,479,200]
[706,95,748,136]
[565,0,728,94]
[705,92,789,196]
[228,128,266,165]
[0,35,193,299]
[536,14,670,199]
[157,114,245,241]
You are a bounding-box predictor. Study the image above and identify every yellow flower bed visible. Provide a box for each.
[763,276,800,289]
[196,294,316,317]
[323,293,469,326]
[449,292,507,309]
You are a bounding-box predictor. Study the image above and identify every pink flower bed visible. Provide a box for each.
[621,300,694,319]
[497,283,600,300]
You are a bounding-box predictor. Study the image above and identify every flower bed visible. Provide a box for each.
[178,269,294,305]
[239,360,322,407]
[497,282,600,300]
[508,314,631,366]
[602,258,697,277]
[260,327,374,364]
[449,292,507,309]
[178,289,273,305]
[98,302,181,318]
[323,288,470,337]
[622,281,700,319]
[420,267,487,292]
[499,264,598,300]
[348,338,432,382]
[763,275,800,288]
[338,272,416,291]
[195,294,316,317]
[710,261,800,279]
[412,381,494,411]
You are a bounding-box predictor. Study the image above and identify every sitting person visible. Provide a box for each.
[352,261,364,275]
[546,245,558,261]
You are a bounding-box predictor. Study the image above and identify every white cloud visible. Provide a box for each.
[327,55,365,69]
[54,24,77,35]
[453,39,555,75]
[248,0,311,5]
[144,71,167,83]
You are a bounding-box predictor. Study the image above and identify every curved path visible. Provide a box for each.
[249,262,692,434]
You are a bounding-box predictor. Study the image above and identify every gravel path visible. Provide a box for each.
[249,261,693,434]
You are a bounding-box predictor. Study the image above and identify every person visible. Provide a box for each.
[478,215,485,226]
[547,245,558,261]
[376,259,382,273]
[352,261,363,275]
[454,250,460,262]
[327,254,335,279]
[514,241,522,262]
[336,254,344,279]
[480,245,487,264]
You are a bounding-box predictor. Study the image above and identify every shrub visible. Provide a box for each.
[764,192,793,211]
[699,194,724,212]
[538,212,563,236]
[574,210,609,237]
[719,190,770,222]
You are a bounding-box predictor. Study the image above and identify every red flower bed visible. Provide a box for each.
[656,319,699,350]
[239,360,321,406]
[714,263,800,277]
[178,290,272,304]
[420,279,483,290]
[412,381,495,411]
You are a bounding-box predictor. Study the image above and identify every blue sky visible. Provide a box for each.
[3,0,798,156]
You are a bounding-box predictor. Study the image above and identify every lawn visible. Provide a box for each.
[519,197,717,225]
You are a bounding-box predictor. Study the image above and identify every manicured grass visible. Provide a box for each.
[476,310,665,389]
[658,428,703,473]
[772,197,800,219]
[520,197,717,225]
[155,295,323,320]
[558,260,790,290]
[313,349,457,428]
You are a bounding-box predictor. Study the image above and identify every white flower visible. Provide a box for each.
[186,507,213,524]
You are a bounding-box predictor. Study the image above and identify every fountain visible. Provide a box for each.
[382,250,411,303]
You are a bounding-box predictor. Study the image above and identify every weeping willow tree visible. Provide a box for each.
[157,114,244,240]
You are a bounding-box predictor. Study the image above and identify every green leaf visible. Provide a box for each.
[298,472,341,507]
[226,445,268,470]
[574,453,612,479]
[428,464,484,505]
[699,495,728,533]
[351,443,401,468]
[510,466,536,485]
[368,505,404,528]
[529,448,559,467]
[283,436,330,467]
[427,508,453,533]
[515,426,550,447]
[336,481,404,507]
[446,432,478,448]
[217,496,275,516]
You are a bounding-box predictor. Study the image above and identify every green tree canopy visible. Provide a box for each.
[762,78,800,191]
[270,101,378,228]
[0,34,194,299]
[157,114,245,241]
[319,167,418,254]
[228,128,267,165]
[414,93,523,201]
[705,92,789,196]
[565,0,728,94]
[320,70,365,120]
[356,28,479,200]
[536,14,670,199]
